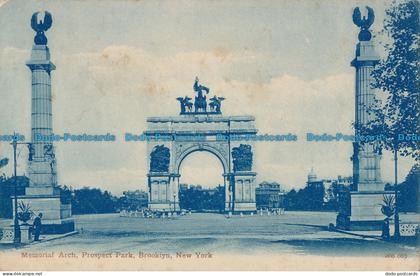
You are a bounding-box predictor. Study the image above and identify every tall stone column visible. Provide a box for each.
[337,7,392,230]
[26,44,57,192]
[351,39,382,192]
[16,11,74,234]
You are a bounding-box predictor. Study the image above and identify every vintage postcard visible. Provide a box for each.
[0,0,419,273]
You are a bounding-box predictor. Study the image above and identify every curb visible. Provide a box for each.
[23,231,79,247]
[331,228,383,240]
[37,231,79,244]
[1,231,79,250]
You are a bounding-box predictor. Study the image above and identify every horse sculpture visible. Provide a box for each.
[209,96,225,113]
[176,96,193,113]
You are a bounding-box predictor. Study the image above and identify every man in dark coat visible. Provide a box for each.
[33,213,43,241]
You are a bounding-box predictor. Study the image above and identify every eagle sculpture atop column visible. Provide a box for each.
[352,6,375,41]
[31,11,53,45]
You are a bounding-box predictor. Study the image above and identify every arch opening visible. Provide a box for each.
[178,150,226,213]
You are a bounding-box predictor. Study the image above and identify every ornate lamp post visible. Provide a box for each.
[11,134,21,245]
[228,189,232,213]
[393,142,400,239]
[10,133,35,245]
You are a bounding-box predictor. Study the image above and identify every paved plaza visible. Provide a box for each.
[1,212,418,256]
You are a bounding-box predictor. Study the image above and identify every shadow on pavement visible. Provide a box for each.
[0,243,25,251]
[283,223,329,231]
[270,237,419,256]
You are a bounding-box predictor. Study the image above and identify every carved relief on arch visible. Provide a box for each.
[150,145,170,173]
[232,144,253,172]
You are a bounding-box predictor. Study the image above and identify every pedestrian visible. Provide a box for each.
[33,213,43,241]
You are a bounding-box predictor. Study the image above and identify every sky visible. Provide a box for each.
[0,0,415,195]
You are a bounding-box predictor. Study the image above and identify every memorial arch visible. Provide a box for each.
[144,78,258,213]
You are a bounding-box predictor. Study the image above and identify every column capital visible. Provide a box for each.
[26,45,56,72]
[26,62,56,72]
[351,59,379,68]
[351,41,380,68]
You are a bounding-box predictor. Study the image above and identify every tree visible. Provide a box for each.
[285,189,298,210]
[284,185,325,211]
[305,183,325,211]
[324,182,341,211]
[361,0,419,239]
[398,164,420,212]
[178,185,225,212]
[0,176,29,218]
[72,187,117,214]
[382,165,419,213]
[59,185,73,204]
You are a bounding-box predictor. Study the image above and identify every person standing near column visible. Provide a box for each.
[33,213,43,241]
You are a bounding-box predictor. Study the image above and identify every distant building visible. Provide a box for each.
[256,181,285,209]
[179,183,188,191]
[325,176,353,204]
[119,190,148,211]
[306,169,325,189]
[336,176,353,186]
[202,188,217,196]
[306,168,353,203]
[306,168,325,198]
[307,168,317,183]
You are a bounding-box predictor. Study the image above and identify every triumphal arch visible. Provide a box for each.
[144,77,258,213]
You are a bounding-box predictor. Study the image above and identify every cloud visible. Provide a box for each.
[0,45,415,194]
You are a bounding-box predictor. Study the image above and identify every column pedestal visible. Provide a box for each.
[148,173,179,212]
[15,194,74,234]
[347,191,393,230]
[231,172,257,213]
